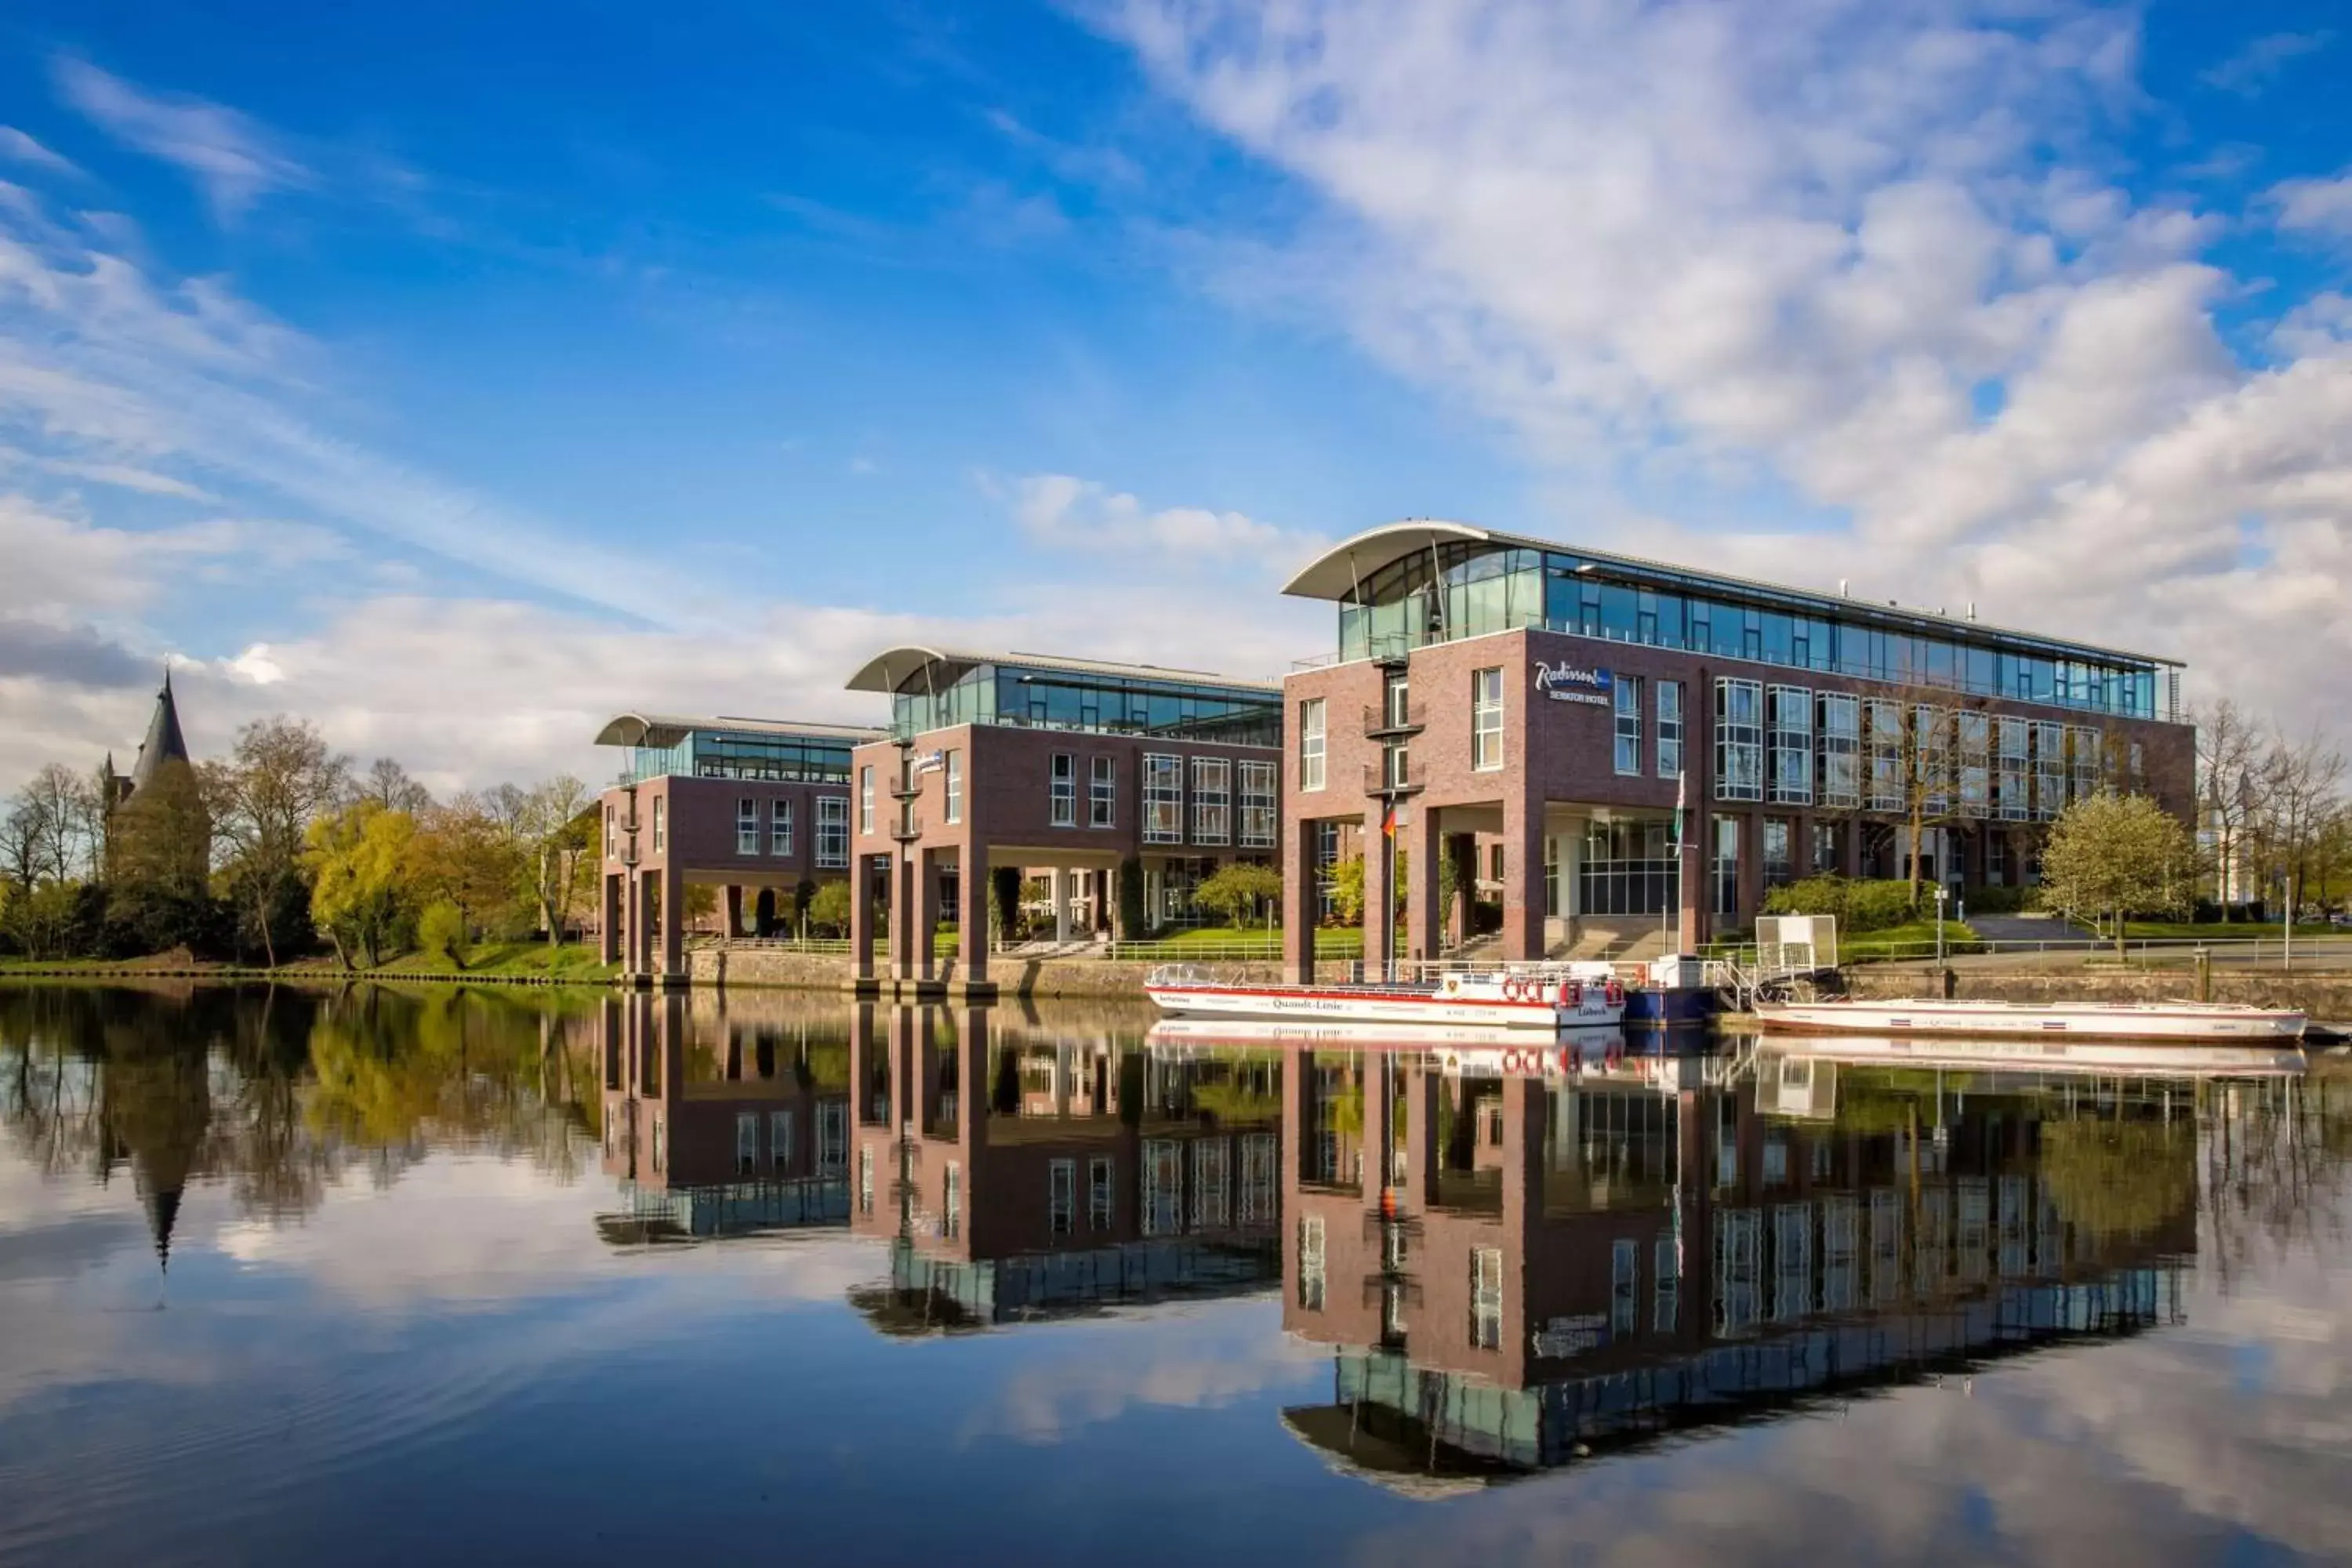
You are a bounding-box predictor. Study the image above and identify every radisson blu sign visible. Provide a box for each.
[1534,659,1613,708]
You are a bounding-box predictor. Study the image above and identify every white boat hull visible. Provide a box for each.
[1758,998,2306,1042]
[1758,1036,2307,1077]
[1144,982,1622,1031]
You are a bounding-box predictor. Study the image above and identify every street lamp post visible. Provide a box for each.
[1934,884,1950,965]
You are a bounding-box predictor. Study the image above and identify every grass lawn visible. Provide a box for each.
[1838,920,1984,962]
[1118,926,1365,957]
[2121,920,2339,941]
[370,942,620,981]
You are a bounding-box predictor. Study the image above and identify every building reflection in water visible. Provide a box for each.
[1273,1033,2296,1494]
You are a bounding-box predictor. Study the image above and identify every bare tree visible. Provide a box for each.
[518,776,593,946]
[209,717,351,967]
[2195,699,2263,917]
[16,764,96,884]
[2251,724,2346,919]
[357,757,433,815]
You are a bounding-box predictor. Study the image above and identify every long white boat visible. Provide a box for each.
[1144,964,1626,1030]
[1756,1036,2307,1077]
[1756,996,2306,1042]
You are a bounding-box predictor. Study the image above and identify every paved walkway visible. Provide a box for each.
[1966,914,2093,943]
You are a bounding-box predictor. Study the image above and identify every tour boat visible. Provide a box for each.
[1143,964,1627,1030]
[1754,997,2307,1042]
[1755,1036,2307,1078]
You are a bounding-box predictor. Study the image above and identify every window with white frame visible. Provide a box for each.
[1240,1133,1276,1224]
[1994,717,2029,822]
[818,1101,847,1176]
[1715,678,1763,802]
[815,797,848,868]
[944,749,962,824]
[1143,1139,1182,1236]
[1653,1233,1680,1332]
[1191,1138,1230,1229]
[1144,754,1183,844]
[1916,706,1951,813]
[1957,712,1991,818]
[1298,699,1326,791]
[942,1162,962,1240]
[1866,699,1905,811]
[1049,1158,1075,1236]
[1472,668,1504,771]
[1657,680,1683,778]
[1470,1247,1504,1349]
[770,1109,793,1174]
[1612,1236,1639,1337]
[2033,721,2066,820]
[1817,693,1860,808]
[651,796,666,852]
[1088,1157,1113,1229]
[604,805,615,860]
[1191,757,1230,844]
[1613,673,1644,775]
[858,1144,873,1214]
[1762,817,1794,889]
[1298,1215,1326,1310]
[1050,752,1076,827]
[736,1111,758,1175]
[737,797,760,855]
[770,797,793,856]
[1239,760,1276,848]
[1090,755,1115,828]
[2070,726,2102,801]
[858,766,873,835]
[1766,684,1813,804]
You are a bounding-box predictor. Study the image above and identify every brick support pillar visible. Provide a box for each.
[1404,803,1441,966]
[959,843,989,984]
[601,871,621,965]
[890,851,920,984]
[659,863,684,979]
[1403,1063,1440,1209]
[1283,820,1318,985]
[849,855,877,982]
[1447,833,1478,949]
[917,850,943,982]
[1363,814,1396,983]
[1501,794,1546,963]
[633,869,656,975]
[724,884,744,939]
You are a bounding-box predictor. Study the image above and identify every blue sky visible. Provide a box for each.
[1,1,2347,791]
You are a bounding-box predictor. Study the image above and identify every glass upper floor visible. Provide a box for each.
[847,648,1283,747]
[594,713,878,785]
[1308,534,2179,721]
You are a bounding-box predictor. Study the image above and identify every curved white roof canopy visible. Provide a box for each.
[593,713,884,749]
[1280,521,1496,601]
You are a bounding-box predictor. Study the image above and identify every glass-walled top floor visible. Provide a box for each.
[626,731,858,785]
[891,662,1282,747]
[1331,543,2175,720]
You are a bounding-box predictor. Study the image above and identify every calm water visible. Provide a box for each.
[2,985,2347,1567]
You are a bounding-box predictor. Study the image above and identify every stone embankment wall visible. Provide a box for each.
[1838,964,2352,1018]
[690,946,1286,998]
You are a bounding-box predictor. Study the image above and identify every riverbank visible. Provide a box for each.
[1835,963,2352,1018]
[0,941,620,987]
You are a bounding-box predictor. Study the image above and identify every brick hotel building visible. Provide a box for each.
[841,648,1284,991]
[1276,521,2193,982]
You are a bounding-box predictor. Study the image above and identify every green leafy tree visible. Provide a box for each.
[1193,862,1283,927]
[209,717,350,967]
[2038,793,2195,955]
[418,899,470,969]
[303,801,419,969]
[805,880,855,937]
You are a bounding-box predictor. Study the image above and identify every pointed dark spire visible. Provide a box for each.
[142,1184,183,1272]
[129,662,191,796]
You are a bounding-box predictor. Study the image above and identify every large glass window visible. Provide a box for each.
[2070,726,2102,802]
[1811,821,1841,874]
[1192,1138,1230,1229]
[943,750,962,824]
[1577,818,1679,916]
[1817,693,1860,808]
[1298,699,1326,792]
[603,805,615,861]
[737,797,759,855]
[858,766,873,836]
[1766,685,1813,805]
[1239,760,1276,848]
[771,798,793,857]
[1089,1157,1114,1229]
[1915,706,1951,814]
[1090,755,1115,828]
[815,797,848,868]
[889,660,1280,747]
[1715,679,1763,802]
[1613,674,1644,775]
[1472,668,1504,771]
[1711,816,1741,917]
[1867,699,1905,811]
[1995,718,2029,821]
[1657,680,1683,778]
[1957,713,1990,818]
[652,797,665,853]
[1144,754,1183,844]
[1762,817,1794,889]
[1471,1248,1504,1350]
[2033,721,2066,820]
[1050,1158,1075,1236]
[1299,1216,1327,1310]
[1050,753,1076,828]
[1191,757,1231,844]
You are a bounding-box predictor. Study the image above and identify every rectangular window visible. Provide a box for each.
[1767,684,1813,804]
[770,1109,793,1174]
[1090,755,1116,828]
[735,1110,758,1175]
[2071,726,2102,802]
[1298,699,1326,792]
[1472,668,1505,771]
[1049,1158,1076,1236]
[1089,1157,1113,1229]
[738,797,760,855]
[1050,752,1076,828]
[1143,1140,1182,1236]
[1298,1215,1327,1310]
[1957,713,1991,818]
[942,1162,962,1240]
[1470,1247,1504,1350]
[1712,815,1740,917]
[858,766,873,836]
[652,796,666,853]
[815,797,848,869]
[1817,693,1860,808]
[858,1145,874,1215]
[818,1101,846,1176]
[1191,757,1231,844]
[1653,1233,1681,1333]
[1714,678,1763,802]
[1612,1236,1639,1338]
[1238,760,1276,848]
[1811,821,1841,875]
[1144,753,1183,844]
[2034,721,2067,820]
[1613,674,1644,775]
[1191,1138,1230,1229]
[1313,822,1341,920]
[943,750,962,825]
[603,805,615,861]
[1762,818,1794,889]
[1916,706,1951,813]
[1657,680,1684,778]
[1867,699,1905,812]
[1240,1134,1276,1224]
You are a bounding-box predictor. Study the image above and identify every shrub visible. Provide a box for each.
[1762,874,1923,933]
[804,880,855,938]
[419,900,470,968]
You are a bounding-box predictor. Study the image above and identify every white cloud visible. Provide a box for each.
[0,127,81,179]
[1097,0,2352,725]
[1006,471,1326,572]
[53,57,312,220]
[2201,30,2335,97]
[2269,171,2352,241]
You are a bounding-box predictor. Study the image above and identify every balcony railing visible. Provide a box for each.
[1363,701,1426,740]
[1363,760,1426,797]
